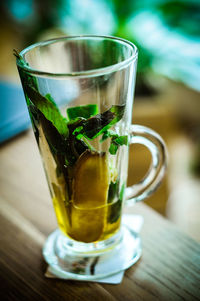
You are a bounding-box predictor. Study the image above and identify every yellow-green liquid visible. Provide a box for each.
[53,195,121,243]
[39,125,122,243]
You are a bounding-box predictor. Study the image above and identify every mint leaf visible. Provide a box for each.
[27,92,89,165]
[114,135,128,146]
[101,130,117,142]
[67,104,98,120]
[108,181,119,203]
[25,86,68,137]
[14,50,38,89]
[101,130,128,155]
[119,183,125,201]
[109,135,128,154]
[73,105,125,140]
[13,49,27,68]
[109,143,119,155]
[110,105,125,122]
[107,182,125,224]
[39,113,67,154]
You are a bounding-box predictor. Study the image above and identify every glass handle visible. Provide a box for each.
[125,125,168,205]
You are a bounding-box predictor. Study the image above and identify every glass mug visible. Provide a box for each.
[15,36,167,280]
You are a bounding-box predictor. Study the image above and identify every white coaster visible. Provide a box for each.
[45,214,143,284]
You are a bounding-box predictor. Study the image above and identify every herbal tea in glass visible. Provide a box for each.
[15,36,167,280]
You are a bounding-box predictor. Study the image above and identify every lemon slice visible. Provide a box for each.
[70,150,109,242]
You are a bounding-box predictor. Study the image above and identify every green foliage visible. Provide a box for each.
[107,181,119,204]
[107,181,125,224]
[73,105,125,140]
[66,104,99,120]
[25,87,68,137]
[101,130,128,155]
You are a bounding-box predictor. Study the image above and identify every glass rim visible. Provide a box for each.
[16,35,138,78]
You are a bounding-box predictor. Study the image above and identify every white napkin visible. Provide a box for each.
[45,214,143,284]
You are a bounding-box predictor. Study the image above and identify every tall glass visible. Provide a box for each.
[16,36,167,280]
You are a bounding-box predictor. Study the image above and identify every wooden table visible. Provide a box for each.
[0,130,200,301]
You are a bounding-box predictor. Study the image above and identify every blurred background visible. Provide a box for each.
[0,0,200,241]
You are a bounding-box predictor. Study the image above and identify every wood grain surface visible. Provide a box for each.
[0,130,200,301]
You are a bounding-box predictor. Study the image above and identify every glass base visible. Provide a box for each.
[43,222,142,281]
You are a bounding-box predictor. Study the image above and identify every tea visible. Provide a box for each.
[18,68,127,243]
[15,36,166,279]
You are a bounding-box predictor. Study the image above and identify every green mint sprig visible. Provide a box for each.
[101,130,128,155]
[67,104,99,120]
[25,87,68,137]
[107,182,125,224]
[72,105,125,140]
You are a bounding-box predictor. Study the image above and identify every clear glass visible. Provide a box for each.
[16,36,167,279]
